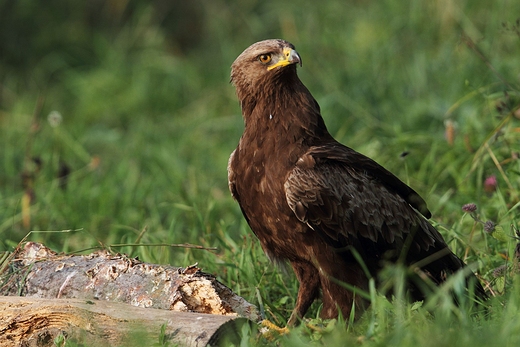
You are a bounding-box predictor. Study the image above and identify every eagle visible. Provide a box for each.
[228,39,486,325]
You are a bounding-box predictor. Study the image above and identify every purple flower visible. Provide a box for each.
[493,264,507,278]
[484,220,496,233]
[462,203,477,213]
[484,175,498,193]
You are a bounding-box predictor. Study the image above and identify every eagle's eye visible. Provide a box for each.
[258,54,272,64]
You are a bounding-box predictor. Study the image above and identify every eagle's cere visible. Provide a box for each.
[228,39,486,325]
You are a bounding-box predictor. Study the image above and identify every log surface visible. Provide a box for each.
[0,242,259,321]
[0,242,260,346]
[0,296,254,346]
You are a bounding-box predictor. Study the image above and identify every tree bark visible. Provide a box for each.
[0,296,255,346]
[0,242,260,346]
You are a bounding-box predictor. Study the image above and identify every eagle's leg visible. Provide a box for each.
[319,262,370,321]
[287,260,320,326]
[260,260,319,337]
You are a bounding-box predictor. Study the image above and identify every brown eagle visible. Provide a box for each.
[228,39,486,325]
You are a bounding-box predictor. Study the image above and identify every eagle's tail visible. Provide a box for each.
[410,248,488,303]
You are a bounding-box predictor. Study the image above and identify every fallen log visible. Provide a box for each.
[0,242,260,346]
[0,296,255,346]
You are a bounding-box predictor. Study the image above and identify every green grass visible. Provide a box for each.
[1,0,520,346]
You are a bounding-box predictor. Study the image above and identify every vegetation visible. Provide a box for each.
[1,0,519,346]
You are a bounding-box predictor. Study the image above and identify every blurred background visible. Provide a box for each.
[1,0,519,318]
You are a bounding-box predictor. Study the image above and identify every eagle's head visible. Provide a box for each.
[231,39,302,108]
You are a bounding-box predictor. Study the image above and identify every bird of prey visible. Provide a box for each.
[228,39,486,325]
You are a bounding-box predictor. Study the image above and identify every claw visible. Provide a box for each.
[259,319,290,339]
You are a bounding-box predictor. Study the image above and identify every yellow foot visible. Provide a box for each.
[259,319,290,339]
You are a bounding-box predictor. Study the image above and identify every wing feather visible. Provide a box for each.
[285,145,438,252]
[305,144,431,218]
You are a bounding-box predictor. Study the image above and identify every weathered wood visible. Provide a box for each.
[0,242,261,346]
[0,296,255,346]
[0,242,259,320]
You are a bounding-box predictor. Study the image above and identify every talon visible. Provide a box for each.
[260,319,290,339]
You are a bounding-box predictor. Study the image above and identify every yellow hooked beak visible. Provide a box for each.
[267,47,302,71]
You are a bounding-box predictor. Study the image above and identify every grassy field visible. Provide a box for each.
[1,0,520,345]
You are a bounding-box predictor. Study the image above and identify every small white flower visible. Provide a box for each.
[47,110,63,128]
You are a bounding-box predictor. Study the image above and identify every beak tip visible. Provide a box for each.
[290,50,302,67]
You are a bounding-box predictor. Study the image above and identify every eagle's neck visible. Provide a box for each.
[238,73,332,166]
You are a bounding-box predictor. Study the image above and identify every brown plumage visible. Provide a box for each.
[228,39,486,325]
